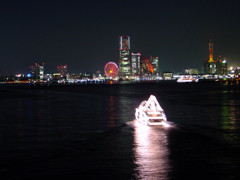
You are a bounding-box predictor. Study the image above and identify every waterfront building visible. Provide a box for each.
[53,73,61,80]
[150,56,159,75]
[204,56,228,75]
[221,59,228,75]
[235,67,240,75]
[162,72,173,80]
[140,56,154,79]
[95,71,102,79]
[131,52,141,78]
[204,60,216,74]
[204,39,217,74]
[29,62,44,80]
[215,57,228,75]
[189,69,199,74]
[203,39,228,75]
[118,36,131,79]
[57,64,68,76]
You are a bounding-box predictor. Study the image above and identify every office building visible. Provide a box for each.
[57,64,68,76]
[118,36,131,79]
[131,52,141,77]
[29,62,44,80]
[150,56,159,75]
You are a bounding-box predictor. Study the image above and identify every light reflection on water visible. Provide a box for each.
[1,83,240,179]
[221,90,240,144]
[221,91,239,130]
[133,120,170,179]
[108,96,117,127]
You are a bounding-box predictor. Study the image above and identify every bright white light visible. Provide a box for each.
[133,119,169,179]
[135,95,168,126]
[177,75,199,83]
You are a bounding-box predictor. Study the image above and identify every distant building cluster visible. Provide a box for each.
[57,64,68,76]
[105,36,159,80]
[203,39,228,75]
[1,36,240,84]
[29,62,44,80]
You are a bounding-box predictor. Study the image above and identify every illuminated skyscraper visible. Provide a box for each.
[57,64,68,76]
[39,64,44,79]
[150,56,159,75]
[215,57,228,75]
[131,52,141,77]
[140,56,154,75]
[118,36,131,79]
[209,39,214,63]
[204,39,216,74]
[29,62,44,80]
[221,58,228,75]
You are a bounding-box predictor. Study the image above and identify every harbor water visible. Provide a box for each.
[0,81,240,179]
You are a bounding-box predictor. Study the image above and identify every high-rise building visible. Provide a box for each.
[209,39,214,63]
[39,64,44,79]
[118,36,131,79]
[204,39,216,74]
[204,40,227,75]
[57,64,68,76]
[215,57,228,75]
[140,56,154,78]
[131,52,141,77]
[29,62,44,80]
[221,58,228,75]
[150,56,159,75]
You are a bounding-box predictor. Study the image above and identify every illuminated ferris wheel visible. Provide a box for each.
[104,62,119,79]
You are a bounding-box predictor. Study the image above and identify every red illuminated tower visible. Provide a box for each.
[209,39,214,63]
[204,39,216,74]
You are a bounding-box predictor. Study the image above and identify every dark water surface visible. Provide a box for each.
[0,82,240,179]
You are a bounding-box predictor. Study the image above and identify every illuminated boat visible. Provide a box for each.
[177,75,199,83]
[135,95,168,126]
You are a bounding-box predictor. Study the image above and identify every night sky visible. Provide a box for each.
[1,0,240,75]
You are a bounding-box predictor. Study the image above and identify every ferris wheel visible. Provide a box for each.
[104,62,119,79]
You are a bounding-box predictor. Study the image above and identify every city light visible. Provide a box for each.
[1,37,240,84]
[135,95,168,126]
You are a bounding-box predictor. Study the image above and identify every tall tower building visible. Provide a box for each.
[215,57,228,75]
[29,62,44,80]
[118,36,131,79]
[209,39,214,63]
[204,39,216,74]
[57,64,68,76]
[150,56,159,75]
[131,52,141,77]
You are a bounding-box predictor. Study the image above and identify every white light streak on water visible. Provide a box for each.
[133,120,170,179]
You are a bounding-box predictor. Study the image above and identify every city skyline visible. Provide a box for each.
[0,1,240,74]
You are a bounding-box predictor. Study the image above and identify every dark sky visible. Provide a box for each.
[1,0,240,74]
